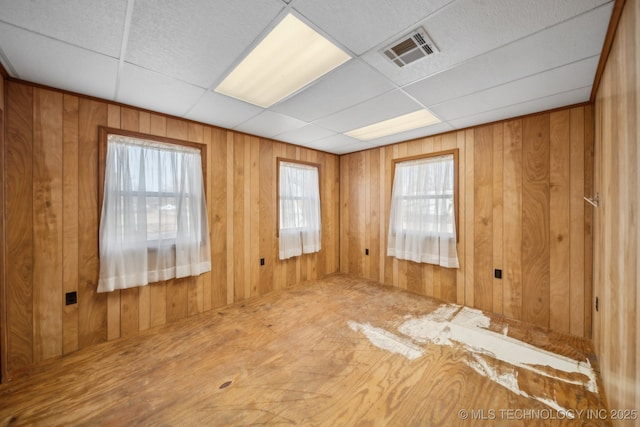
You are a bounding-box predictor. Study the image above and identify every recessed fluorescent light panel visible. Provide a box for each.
[345,110,441,141]
[215,14,351,108]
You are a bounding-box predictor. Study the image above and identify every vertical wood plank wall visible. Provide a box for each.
[1,81,340,379]
[340,105,593,337]
[593,0,639,421]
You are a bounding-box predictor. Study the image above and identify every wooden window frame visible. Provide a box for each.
[276,157,321,238]
[390,149,459,242]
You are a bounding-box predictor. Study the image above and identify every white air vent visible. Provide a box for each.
[381,28,438,67]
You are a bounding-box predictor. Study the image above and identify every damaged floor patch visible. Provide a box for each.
[349,304,598,416]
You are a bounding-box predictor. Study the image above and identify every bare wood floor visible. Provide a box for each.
[0,274,609,426]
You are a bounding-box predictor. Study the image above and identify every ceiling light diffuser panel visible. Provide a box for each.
[345,110,441,141]
[214,14,351,108]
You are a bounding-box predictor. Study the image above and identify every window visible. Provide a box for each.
[278,159,321,260]
[387,150,459,268]
[97,128,211,293]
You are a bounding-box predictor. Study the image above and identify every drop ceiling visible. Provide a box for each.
[0,0,614,155]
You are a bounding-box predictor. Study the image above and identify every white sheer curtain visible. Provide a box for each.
[98,135,211,293]
[387,154,459,268]
[279,161,321,260]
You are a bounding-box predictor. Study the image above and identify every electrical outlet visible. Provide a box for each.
[595,297,599,312]
[494,269,502,279]
[65,291,77,306]
[365,248,369,256]
[260,258,265,266]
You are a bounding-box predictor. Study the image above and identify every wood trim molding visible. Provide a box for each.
[590,0,627,102]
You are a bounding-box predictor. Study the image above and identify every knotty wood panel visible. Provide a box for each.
[62,95,79,355]
[473,125,493,312]
[340,105,593,337]
[521,115,551,328]
[32,88,63,362]
[593,0,639,422]
[1,80,340,379]
[5,83,34,373]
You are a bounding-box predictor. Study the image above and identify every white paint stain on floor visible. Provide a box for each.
[349,303,598,416]
[347,321,424,360]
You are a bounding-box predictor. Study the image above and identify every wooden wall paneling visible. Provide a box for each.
[521,114,551,328]
[272,143,284,291]
[369,149,381,282]
[32,88,64,362]
[233,133,246,302]
[225,132,234,303]
[77,98,107,348]
[455,131,466,305]
[383,145,394,287]
[491,125,504,314]
[119,107,140,339]
[148,114,168,327]
[243,136,253,298]
[165,118,189,322]
[502,120,523,320]
[210,128,228,308]
[315,151,326,279]
[363,150,371,280]
[339,154,349,275]
[202,126,212,312]
[105,105,121,340]
[187,122,205,315]
[569,107,586,337]
[259,140,274,296]
[62,94,79,355]
[549,109,571,334]
[583,105,594,338]
[350,152,365,278]
[249,136,260,296]
[307,149,319,281]
[5,82,34,373]
[394,143,408,291]
[473,125,493,312]
[464,129,475,308]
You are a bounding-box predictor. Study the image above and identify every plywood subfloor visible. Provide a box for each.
[0,274,609,426]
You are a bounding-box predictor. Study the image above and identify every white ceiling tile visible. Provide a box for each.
[0,23,118,99]
[117,63,206,117]
[292,0,453,55]
[448,86,592,129]
[430,56,599,121]
[314,90,423,133]
[0,0,127,57]
[306,134,372,154]
[271,59,396,122]
[186,91,263,130]
[362,0,611,87]
[275,125,337,145]
[234,111,308,139]
[404,3,613,106]
[126,0,284,88]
